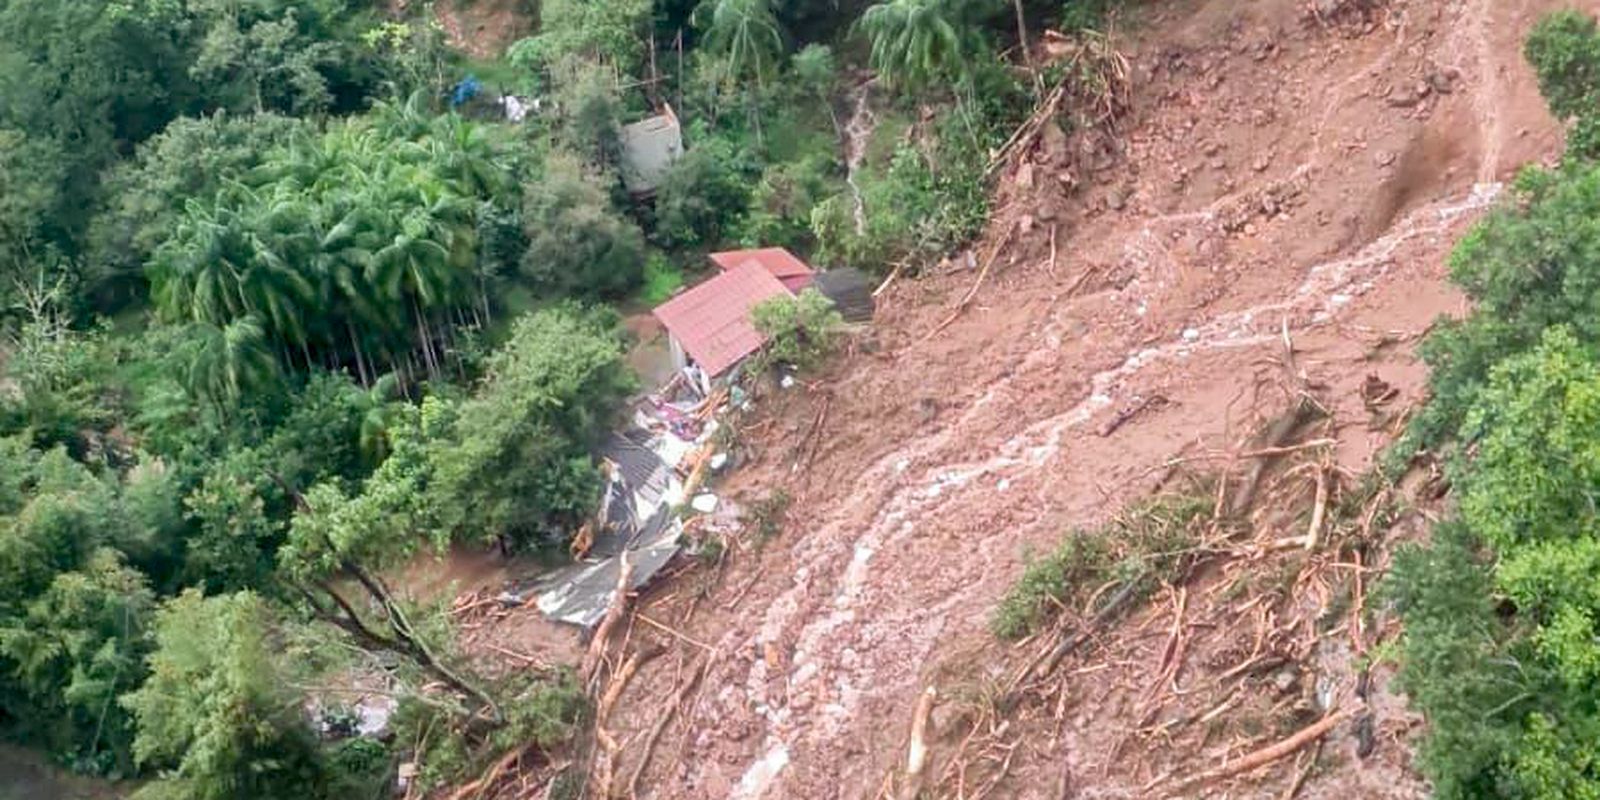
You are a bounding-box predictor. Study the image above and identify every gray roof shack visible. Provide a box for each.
[619,104,683,196]
[812,267,875,323]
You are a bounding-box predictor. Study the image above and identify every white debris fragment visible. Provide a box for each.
[692,494,720,513]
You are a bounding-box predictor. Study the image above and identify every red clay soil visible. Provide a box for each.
[392,0,530,59]
[583,0,1571,797]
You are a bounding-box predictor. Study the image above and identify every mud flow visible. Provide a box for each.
[476,0,1569,796]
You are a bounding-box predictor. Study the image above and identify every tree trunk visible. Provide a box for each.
[413,297,441,384]
[1014,0,1034,73]
[343,565,504,725]
[310,571,505,727]
[346,320,371,387]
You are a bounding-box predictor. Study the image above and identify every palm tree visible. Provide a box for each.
[703,0,785,90]
[854,0,971,91]
[179,316,279,412]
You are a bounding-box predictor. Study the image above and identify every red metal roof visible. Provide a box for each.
[709,248,816,281]
[652,262,794,376]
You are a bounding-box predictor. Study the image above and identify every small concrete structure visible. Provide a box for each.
[619,104,683,196]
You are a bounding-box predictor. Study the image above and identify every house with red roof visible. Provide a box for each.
[707,247,816,293]
[651,248,823,377]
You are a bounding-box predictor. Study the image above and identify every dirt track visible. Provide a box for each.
[604,0,1570,796]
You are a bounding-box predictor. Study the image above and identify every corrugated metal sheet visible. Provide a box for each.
[652,262,794,376]
[814,268,876,322]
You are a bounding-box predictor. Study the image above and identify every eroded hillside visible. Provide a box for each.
[579,0,1572,797]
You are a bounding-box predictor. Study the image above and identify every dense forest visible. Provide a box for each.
[0,0,1072,796]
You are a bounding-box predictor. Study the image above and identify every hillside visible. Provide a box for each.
[585,0,1567,796]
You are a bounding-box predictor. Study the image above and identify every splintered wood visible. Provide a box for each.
[897,389,1406,799]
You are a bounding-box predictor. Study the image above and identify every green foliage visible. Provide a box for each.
[388,670,584,794]
[790,43,839,99]
[122,590,326,800]
[551,60,626,165]
[640,253,687,304]
[89,113,312,308]
[147,110,518,384]
[751,289,846,370]
[742,489,792,545]
[738,152,841,253]
[186,0,384,117]
[699,0,787,91]
[653,137,755,250]
[430,306,633,548]
[1404,159,1600,452]
[991,492,1211,640]
[1060,0,1119,33]
[1526,10,1600,121]
[0,0,389,272]
[512,0,652,71]
[0,290,125,454]
[520,152,647,298]
[1394,20,1600,795]
[854,0,985,92]
[0,548,154,776]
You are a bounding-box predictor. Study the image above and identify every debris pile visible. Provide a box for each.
[532,366,744,628]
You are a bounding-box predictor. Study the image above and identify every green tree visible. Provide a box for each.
[429,306,633,548]
[0,549,155,775]
[88,112,310,309]
[701,0,786,91]
[122,590,326,800]
[752,288,845,370]
[654,137,754,249]
[512,0,653,71]
[187,0,384,116]
[854,0,980,91]
[1526,10,1600,122]
[520,153,647,298]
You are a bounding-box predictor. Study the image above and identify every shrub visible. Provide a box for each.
[751,289,845,370]
[640,253,687,304]
[519,152,647,299]
[1526,10,1600,120]
[990,492,1211,640]
[654,137,754,250]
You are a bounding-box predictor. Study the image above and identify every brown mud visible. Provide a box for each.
[593,0,1571,796]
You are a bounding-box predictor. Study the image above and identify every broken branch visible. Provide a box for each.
[1152,705,1354,797]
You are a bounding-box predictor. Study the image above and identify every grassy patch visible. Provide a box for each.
[990,491,1215,640]
[743,489,792,546]
[639,255,686,305]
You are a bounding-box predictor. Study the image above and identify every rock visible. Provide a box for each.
[1375,150,1396,167]
[1016,161,1036,189]
[1386,86,1422,107]
[1273,667,1300,694]
[1252,154,1271,172]
[1203,141,1221,157]
[1243,222,1259,236]
[1106,188,1128,210]
[1425,68,1455,94]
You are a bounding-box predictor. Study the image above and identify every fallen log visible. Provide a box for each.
[1151,706,1354,797]
[900,686,939,800]
[581,553,634,688]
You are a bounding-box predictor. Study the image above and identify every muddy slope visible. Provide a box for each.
[607,0,1567,796]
